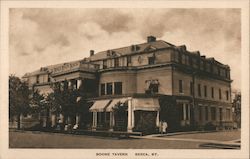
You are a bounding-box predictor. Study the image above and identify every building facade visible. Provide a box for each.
[23,36,233,133]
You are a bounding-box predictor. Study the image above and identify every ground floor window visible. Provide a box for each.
[226,108,231,121]
[211,107,216,120]
[205,106,208,121]
[199,106,202,121]
[219,108,223,121]
[179,103,190,121]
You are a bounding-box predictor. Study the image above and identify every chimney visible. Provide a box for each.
[147,36,156,43]
[90,50,94,56]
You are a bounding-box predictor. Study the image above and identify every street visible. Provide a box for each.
[9,130,240,149]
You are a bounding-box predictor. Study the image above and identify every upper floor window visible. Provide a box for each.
[48,76,50,83]
[101,83,105,95]
[226,90,229,100]
[114,58,119,67]
[218,67,221,75]
[149,83,158,93]
[179,80,183,93]
[204,85,207,97]
[190,82,194,95]
[114,82,122,95]
[198,84,201,97]
[36,75,39,84]
[148,56,155,65]
[106,83,113,95]
[178,53,182,64]
[127,56,132,66]
[145,80,159,94]
[219,89,222,99]
[211,87,214,98]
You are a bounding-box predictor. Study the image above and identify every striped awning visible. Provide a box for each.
[132,98,160,111]
[89,99,111,112]
[105,98,128,112]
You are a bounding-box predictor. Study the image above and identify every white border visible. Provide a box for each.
[0,1,249,159]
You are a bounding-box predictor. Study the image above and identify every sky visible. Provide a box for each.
[9,8,241,90]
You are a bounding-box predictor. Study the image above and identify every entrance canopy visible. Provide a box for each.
[89,99,111,112]
[132,98,160,111]
[106,98,128,112]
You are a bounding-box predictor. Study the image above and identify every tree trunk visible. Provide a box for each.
[17,113,21,130]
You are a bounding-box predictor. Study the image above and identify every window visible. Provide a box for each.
[147,82,159,94]
[114,82,122,95]
[114,58,119,67]
[180,103,184,120]
[219,89,222,99]
[189,56,193,67]
[226,108,231,121]
[103,60,107,69]
[226,91,229,100]
[178,53,182,64]
[127,56,131,66]
[48,76,50,83]
[182,54,185,64]
[211,107,216,120]
[198,84,201,97]
[190,82,194,95]
[219,108,223,121]
[179,80,183,93]
[148,56,155,65]
[101,83,105,95]
[36,75,39,84]
[185,104,189,120]
[203,61,206,71]
[106,83,113,95]
[211,87,214,98]
[204,85,207,97]
[205,106,208,121]
[199,106,202,121]
[210,64,213,73]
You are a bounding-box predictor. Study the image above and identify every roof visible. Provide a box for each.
[88,40,175,61]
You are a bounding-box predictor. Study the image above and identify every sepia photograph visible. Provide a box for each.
[0,0,249,159]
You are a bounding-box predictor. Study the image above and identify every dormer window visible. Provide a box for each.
[103,60,107,69]
[148,56,155,65]
[114,58,119,67]
[148,53,155,65]
[131,45,140,52]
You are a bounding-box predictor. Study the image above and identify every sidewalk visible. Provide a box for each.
[130,130,241,149]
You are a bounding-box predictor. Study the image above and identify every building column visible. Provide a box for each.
[68,80,72,87]
[156,110,160,127]
[77,79,82,89]
[109,112,114,131]
[92,112,97,130]
[127,97,133,132]
[73,114,80,129]
[59,113,64,123]
[183,104,186,120]
[51,114,56,127]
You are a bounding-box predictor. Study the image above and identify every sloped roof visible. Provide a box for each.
[88,40,175,61]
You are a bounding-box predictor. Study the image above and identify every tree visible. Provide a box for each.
[232,92,241,128]
[9,75,30,129]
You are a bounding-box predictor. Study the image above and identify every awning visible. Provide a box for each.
[132,98,160,111]
[106,98,128,112]
[89,99,111,112]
